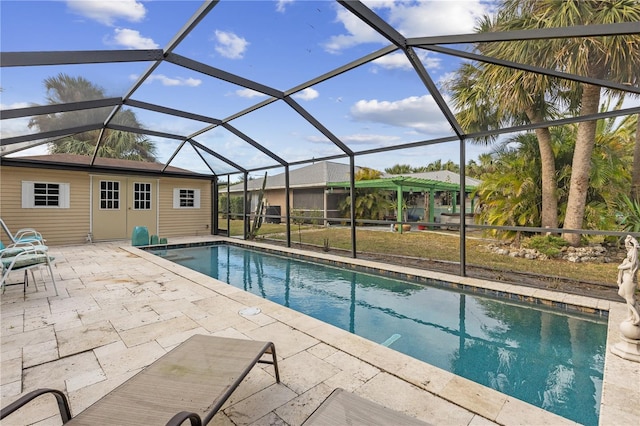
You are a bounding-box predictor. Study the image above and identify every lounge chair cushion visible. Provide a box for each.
[1,254,52,269]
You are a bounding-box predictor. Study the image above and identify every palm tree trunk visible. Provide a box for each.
[526,108,558,230]
[563,84,601,246]
[632,116,640,201]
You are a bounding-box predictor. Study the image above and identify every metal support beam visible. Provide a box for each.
[285,165,291,248]
[349,156,357,258]
[284,98,353,155]
[459,138,467,277]
[1,123,103,146]
[422,45,640,95]
[337,0,406,47]
[1,98,121,120]
[212,178,217,236]
[221,123,288,166]
[243,172,249,240]
[0,50,163,67]
[188,139,246,174]
[405,47,464,138]
[409,21,640,45]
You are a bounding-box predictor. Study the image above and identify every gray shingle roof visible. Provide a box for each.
[228,161,358,191]
[228,162,481,192]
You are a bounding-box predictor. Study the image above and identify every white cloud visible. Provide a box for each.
[67,0,147,26]
[350,95,451,135]
[371,50,441,73]
[326,1,489,53]
[341,133,402,146]
[110,28,158,49]
[385,1,488,37]
[293,88,319,101]
[236,88,267,98]
[0,116,31,138]
[146,75,202,87]
[306,132,401,148]
[323,7,386,53]
[214,30,249,59]
[276,0,294,13]
[0,101,30,110]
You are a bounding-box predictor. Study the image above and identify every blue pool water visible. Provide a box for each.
[151,244,607,426]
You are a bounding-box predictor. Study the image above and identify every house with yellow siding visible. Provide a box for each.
[1,154,214,246]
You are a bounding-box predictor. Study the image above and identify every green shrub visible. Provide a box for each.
[523,235,569,258]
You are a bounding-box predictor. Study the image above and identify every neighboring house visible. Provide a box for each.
[1,154,213,245]
[224,161,360,223]
[224,161,479,224]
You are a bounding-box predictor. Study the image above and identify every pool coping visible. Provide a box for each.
[131,236,640,426]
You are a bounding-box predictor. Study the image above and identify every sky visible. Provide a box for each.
[1,0,635,178]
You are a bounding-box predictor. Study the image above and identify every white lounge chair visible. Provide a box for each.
[0,242,57,295]
[0,218,46,245]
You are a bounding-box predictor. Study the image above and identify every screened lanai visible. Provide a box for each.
[1,0,640,278]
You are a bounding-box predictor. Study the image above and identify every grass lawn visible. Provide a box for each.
[220,219,621,288]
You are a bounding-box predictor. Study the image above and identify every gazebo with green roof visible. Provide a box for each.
[328,176,477,233]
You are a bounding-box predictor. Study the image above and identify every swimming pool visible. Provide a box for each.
[151,243,607,426]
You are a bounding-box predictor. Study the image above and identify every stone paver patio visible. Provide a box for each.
[1,237,638,425]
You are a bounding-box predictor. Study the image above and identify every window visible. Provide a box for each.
[100,180,120,209]
[133,182,151,210]
[173,188,200,209]
[22,181,70,208]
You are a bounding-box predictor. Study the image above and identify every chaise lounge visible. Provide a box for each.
[0,241,57,295]
[0,335,280,425]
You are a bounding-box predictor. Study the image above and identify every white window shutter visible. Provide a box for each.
[194,189,201,208]
[173,188,180,208]
[21,181,33,208]
[61,183,70,208]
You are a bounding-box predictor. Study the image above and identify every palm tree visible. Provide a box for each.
[447,15,561,232]
[515,0,640,246]
[29,73,157,161]
[384,164,413,174]
[466,153,495,179]
[339,168,392,221]
[475,134,544,242]
[477,98,634,241]
[450,0,640,245]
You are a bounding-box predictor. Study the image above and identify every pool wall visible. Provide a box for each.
[132,236,637,425]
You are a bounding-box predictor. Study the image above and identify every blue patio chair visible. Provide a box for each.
[1,242,57,295]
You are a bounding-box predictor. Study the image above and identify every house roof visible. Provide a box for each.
[227,161,478,193]
[2,154,209,179]
[227,161,359,192]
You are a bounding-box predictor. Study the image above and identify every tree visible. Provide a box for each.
[384,164,413,174]
[29,73,157,161]
[476,98,634,240]
[466,153,495,178]
[450,0,640,245]
[339,168,392,221]
[513,0,640,246]
[447,17,561,232]
[475,133,545,241]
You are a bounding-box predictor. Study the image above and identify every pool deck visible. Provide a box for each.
[1,236,638,426]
